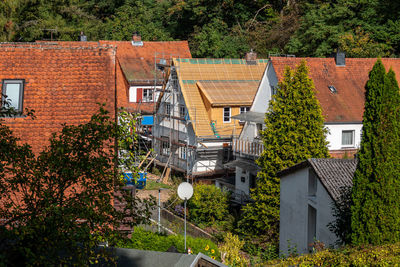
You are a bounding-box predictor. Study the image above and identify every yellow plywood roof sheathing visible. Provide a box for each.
[197,81,260,107]
[173,58,268,138]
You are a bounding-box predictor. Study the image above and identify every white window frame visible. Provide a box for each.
[165,103,171,118]
[161,137,170,155]
[2,79,24,113]
[142,88,154,102]
[223,107,231,123]
[179,144,187,160]
[341,130,355,147]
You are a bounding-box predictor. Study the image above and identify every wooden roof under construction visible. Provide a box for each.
[173,58,267,137]
[197,80,260,106]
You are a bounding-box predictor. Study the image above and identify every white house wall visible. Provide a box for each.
[235,167,250,195]
[325,123,362,150]
[314,178,338,249]
[280,167,339,255]
[129,85,161,103]
[280,167,309,255]
[251,62,277,113]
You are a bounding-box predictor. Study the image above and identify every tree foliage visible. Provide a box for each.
[351,59,400,245]
[286,0,400,57]
[0,106,155,265]
[1,0,400,58]
[238,60,329,242]
[187,184,230,226]
[328,185,352,245]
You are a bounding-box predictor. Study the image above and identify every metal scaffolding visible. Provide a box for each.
[152,53,196,182]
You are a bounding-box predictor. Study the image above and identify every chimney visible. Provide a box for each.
[132,32,143,46]
[245,49,257,65]
[335,50,345,66]
[79,31,87,42]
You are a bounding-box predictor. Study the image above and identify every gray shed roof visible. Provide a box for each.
[278,158,357,202]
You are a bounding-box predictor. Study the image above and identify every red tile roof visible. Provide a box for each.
[35,40,192,114]
[270,57,400,123]
[99,41,191,83]
[100,41,192,113]
[0,42,117,154]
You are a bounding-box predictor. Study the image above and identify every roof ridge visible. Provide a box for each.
[0,42,114,50]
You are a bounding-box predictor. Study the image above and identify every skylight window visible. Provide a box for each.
[328,85,337,94]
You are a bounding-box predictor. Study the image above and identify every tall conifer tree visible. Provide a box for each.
[351,60,400,245]
[239,60,329,241]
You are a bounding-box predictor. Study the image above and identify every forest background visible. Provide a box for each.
[1,0,400,58]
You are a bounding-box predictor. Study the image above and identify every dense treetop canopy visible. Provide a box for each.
[1,0,399,58]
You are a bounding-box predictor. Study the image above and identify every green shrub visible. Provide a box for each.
[117,227,220,260]
[267,242,400,266]
[187,184,230,226]
[219,233,249,266]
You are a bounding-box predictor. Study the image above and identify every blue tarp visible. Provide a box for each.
[123,172,147,189]
[141,116,154,125]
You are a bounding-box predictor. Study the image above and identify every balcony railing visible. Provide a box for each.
[232,138,264,157]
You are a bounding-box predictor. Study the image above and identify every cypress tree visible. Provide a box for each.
[238,60,330,241]
[351,60,400,245]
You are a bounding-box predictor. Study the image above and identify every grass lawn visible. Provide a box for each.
[145,179,172,190]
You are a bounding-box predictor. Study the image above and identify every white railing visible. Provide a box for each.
[232,138,264,157]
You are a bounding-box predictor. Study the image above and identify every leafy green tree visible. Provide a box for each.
[328,185,352,245]
[351,59,400,245]
[104,0,172,41]
[0,106,155,265]
[286,0,400,57]
[189,18,249,58]
[338,27,390,58]
[239,60,329,242]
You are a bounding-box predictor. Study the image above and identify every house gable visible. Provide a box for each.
[279,158,357,254]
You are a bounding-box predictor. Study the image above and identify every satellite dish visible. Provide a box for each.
[177,182,193,200]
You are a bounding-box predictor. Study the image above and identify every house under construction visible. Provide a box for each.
[153,54,268,182]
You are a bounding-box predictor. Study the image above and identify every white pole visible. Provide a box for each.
[158,189,161,233]
[184,199,187,252]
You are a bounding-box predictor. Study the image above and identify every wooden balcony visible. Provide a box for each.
[232,138,264,158]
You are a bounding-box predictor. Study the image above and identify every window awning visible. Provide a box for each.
[231,111,265,123]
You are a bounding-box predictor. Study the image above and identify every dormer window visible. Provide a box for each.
[2,79,24,113]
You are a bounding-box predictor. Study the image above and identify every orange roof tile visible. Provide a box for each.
[0,42,117,155]
[36,40,192,114]
[100,41,192,83]
[100,41,192,113]
[270,57,400,123]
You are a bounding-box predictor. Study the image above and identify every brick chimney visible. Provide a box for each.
[335,50,345,66]
[132,32,143,46]
[79,31,87,42]
[245,49,257,64]
[132,32,141,42]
